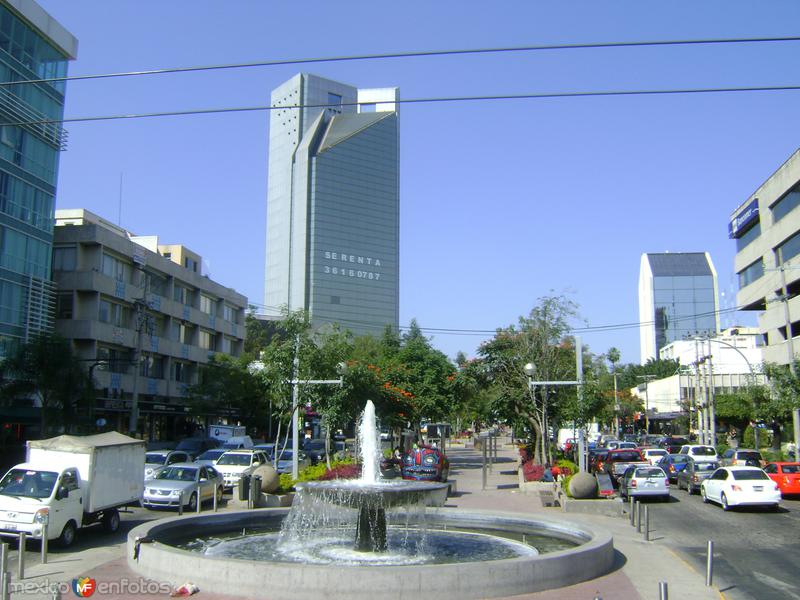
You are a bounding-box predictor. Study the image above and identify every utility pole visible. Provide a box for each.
[128,263,150,435]
[706,338,717,447]
[613,372,620,439]
[778,264,800,460]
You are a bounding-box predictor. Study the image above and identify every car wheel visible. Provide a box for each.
[58,520,77,547]
[721,492,731,511]
[701,487,709,503]
[216,486,224,504]
[187,492,198,512]
[102,509,120,533]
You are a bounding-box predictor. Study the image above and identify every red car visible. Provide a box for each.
[764,462,800,496]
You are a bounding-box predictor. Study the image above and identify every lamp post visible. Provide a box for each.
[636,375,656,436]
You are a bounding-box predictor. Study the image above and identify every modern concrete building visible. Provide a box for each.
[631,328,765,435]
[730,148,800,366]
[52,209,247,440]
[264,73,399,337]
[0,0,76,358]
[639,252,720,364]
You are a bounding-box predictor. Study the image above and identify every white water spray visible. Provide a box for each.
[358,400,381,484]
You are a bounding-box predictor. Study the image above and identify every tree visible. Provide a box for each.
[478,294,583,464]
[0,334,94,437]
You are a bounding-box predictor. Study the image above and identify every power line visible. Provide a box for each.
[7,83,800,128]
[5,35,800,88]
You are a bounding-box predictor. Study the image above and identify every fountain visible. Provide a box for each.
[127,401,615,599]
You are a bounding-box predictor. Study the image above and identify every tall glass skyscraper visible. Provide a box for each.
[264,73,399,336]
[639,252,720,363]
[0,0,76,358]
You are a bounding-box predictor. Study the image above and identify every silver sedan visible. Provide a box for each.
[142,463,223,510]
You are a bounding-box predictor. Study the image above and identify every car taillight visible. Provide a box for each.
[731,485,743,492]
[669,465,675,473]
[630,480,637,487]
[785,477,792,485]
[692,475,699,482]
[664,478,669,486]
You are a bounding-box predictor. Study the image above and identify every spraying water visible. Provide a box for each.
[358,400,381,484]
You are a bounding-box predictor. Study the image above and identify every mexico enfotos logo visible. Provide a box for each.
[10,576,172,596]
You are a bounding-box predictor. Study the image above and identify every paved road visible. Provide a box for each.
[644,485,800,600]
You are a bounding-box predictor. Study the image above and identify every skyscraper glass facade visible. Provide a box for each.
[265,74,399,336]
[0,1,75,357]
[639,252,719,363]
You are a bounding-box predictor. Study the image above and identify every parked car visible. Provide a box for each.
[660,436,690,454]
[763,462,800,496]
[720,448,764,467]
[144,449,192,480]
[700,466,781,511]
[142,463,224,511]
[640,434,665,448]
[619,465,670,501]
[678,445,719,463]
[215,450,270,489]
[617,441,639,450]
[656,454,692,483]
[274,450,311,474]
[193,449,227,468]
[676,458,720,494]
[603,449,648,484]
[642,448,668,466]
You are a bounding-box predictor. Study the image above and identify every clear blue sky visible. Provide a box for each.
[37,1,800,365]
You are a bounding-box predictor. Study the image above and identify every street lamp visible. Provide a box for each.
[288,361,348,479]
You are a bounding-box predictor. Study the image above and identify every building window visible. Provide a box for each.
[738,259,764,288]
[145,271,167,297]
[97,346,131,374]
[327,92,343,114]
[55,293,72,319]
[771,183,800,223]
[199,329,215,350]
[776,231,800,265]
[140,354,164,379]
[222,304,237,323]
[173,361,190,383]
[173,284,193,306]
[735,222,760,252]
[99,299,128,327]
[52,246,76,271]
[184,257,198,272]
[101,253,130,283]
[199,294,215,315]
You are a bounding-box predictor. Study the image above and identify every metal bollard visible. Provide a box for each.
[705,540,714,586]
[41,521,48,565]
[195,489,202,514]
[629,497,636,525]
[0,543,8,600]
[17,532,25,580]
[0,570,7,600]
[178,491,184,516]
[643,505,650,541]
[481,439,487,490]
[213,487,218,512]
[658,581,669,600]
[636,500,642,533]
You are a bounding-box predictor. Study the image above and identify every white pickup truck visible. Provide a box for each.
[0,432,145,547]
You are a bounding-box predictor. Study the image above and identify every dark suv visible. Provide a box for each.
[660,436,690,454]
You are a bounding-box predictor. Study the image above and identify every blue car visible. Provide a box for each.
[657,454,691,483]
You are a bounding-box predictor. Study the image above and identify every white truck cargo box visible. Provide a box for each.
[27,432,145,513]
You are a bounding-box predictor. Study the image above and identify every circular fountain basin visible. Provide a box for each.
[128,508,614,599]
[296,479,449,508]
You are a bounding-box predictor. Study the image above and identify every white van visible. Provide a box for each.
[221,435,253,450]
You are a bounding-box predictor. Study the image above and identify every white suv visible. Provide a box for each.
[678,445,719,463]
[215,450,270,489]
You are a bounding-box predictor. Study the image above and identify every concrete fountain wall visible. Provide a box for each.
[128,508,615,600]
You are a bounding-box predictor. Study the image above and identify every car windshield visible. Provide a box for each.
[197,450,224,461]
[0,469,58,499]
[738,452,762,461]
[635,468,665,478]
[732,470,769,481]
[156,467,197,481]
[782,464,800,474]
[613,452,641,461]
[696,462,719,472]
[693,447,716,456]
[145,453,168,465]
[216,454,252,466]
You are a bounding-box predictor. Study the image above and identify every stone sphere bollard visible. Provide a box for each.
[252,465,279,493]
[568,472,598,499]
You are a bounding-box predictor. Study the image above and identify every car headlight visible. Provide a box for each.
[34,508,49,524]
[145,469,153,477]
[169,490,182,497]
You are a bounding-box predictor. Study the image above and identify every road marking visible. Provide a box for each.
[751,571,800,599]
